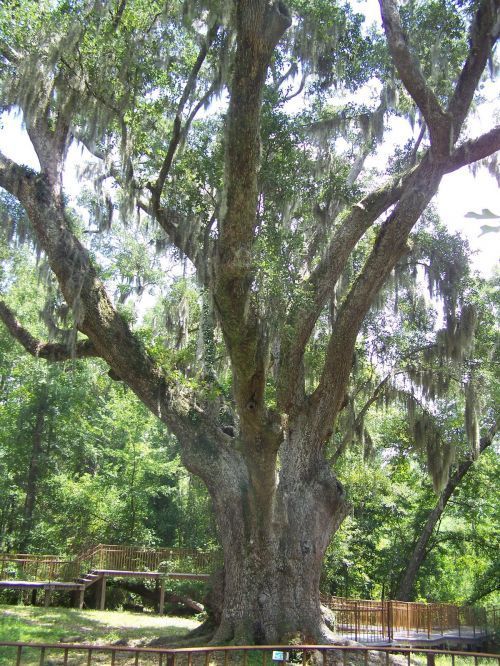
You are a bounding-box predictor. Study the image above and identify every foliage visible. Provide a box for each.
[0,0,498,641]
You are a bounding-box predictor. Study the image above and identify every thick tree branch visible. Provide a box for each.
[26,116,70,194]
[0,150,35,196]
[214,1,291,427]
[0,300,99,361]
[0,148,227,455]
[0,40,20,65]
[310,157,443,441]
[448,0,500,139]
[301,101,499,439]
[277,169,413,412]
[444,126,500,173]
[379,0,450,151]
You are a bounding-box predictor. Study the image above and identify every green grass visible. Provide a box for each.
[416,658,495,666]
[0,608,496,666]
[0,604,200,664]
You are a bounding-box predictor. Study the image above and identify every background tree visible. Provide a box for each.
[0,0,498,643]
[0,234,216,555]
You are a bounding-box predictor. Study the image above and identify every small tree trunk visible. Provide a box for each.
[395,433,494,601]
[18,388,48,552]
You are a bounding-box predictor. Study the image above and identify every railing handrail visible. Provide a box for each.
[87,544,215,554]
[0,545,215,566]
[1,544,498,640]
[0,553,72,562]
[322,594,491,609]
[0,544,215,557]
[0,642,498,657]
[321,593,498,613]
[74,544,103,560]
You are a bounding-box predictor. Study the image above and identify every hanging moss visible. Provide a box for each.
[405,393,454,493]
[464,377,480,459]
[405,364,452,402]
[198,291,217,382]
[427,435,454,494]
[435,303,477,363]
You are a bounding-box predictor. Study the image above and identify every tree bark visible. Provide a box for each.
[395,431,495,601]
[186,418,348,644]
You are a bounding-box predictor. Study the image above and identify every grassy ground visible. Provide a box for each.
[0,606,495,666]
[0,604,200,664]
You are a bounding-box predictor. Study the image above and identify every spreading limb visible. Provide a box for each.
[0,300,99,361]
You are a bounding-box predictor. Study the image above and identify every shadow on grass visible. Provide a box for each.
[0,604,199,665]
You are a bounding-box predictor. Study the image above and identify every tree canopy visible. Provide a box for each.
[0,0,498,644]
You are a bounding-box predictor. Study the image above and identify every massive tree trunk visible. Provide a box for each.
[187,419,348,644]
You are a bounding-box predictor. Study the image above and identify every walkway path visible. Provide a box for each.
[1,545,498,647]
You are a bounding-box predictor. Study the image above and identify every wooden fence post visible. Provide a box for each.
[159,578,165,615]
[387,601,393,641]
[99,576,106,611]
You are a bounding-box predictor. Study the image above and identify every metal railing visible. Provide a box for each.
[0,643,499,666]
[320,596,498,643]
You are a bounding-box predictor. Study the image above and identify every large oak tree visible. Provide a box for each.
[0,0,498,643]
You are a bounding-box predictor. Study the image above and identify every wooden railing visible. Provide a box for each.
[0,544,218,583]
[1,546,497,643]
[85,543,218,574]
[0,552,75,582]
[0,643,499,666]
[320,594,498,642]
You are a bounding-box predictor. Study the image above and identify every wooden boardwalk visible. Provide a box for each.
[1,545,498,646]
[0,544,213,612]
[337,625,491,646]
